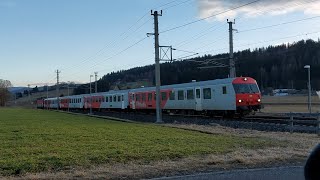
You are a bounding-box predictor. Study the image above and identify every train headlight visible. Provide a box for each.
[258,99,261,102]
[238,100,242,103]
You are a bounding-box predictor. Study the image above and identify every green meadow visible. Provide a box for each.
[0,108,275,175]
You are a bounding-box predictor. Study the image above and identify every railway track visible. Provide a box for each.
[64,109,320,134]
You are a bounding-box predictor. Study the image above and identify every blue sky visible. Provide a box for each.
[1,0,320,87]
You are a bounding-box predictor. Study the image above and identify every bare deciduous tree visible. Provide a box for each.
[0,79,12,106]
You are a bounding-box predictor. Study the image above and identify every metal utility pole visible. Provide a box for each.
[227,19,236,78]
[27,84,31,104]
[304,65,312,113]
[55,69,61,110]
[67,81,70,112]
[46,84,49,110]
[151,10,163,123]
[90,75,93,115]
[94,72,98,93]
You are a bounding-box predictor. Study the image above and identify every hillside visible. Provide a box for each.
[75,39,320,94]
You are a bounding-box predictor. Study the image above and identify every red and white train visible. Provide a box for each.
[37,77,262,116]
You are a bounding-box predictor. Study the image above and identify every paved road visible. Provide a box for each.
[153,166,304,180]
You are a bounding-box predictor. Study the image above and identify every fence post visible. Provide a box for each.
[290,112,294,134]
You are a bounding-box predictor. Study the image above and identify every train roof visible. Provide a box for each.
[127,77,246,92]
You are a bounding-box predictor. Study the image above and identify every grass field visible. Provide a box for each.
[0,108,276,176]
[262,95,320,113]
[262,95,319,104]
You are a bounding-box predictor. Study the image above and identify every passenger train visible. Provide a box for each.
[37,77,262,116]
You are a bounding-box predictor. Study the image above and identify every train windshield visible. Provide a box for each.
[233,84,260,93]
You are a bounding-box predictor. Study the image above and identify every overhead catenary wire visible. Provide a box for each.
[64,36,149,78]
[45,1,320,87]
[171,0,319,58]
[60,0,193,81]
[160,0,261,34]
[60,0,189,74]
[238,15,320,33]
[162,0,194,10]
[60,16,152,73]
[199,30,320,55]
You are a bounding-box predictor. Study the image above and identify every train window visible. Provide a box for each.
[110,96,112,102]
[136,94,140,101]
[122,95,124,101]
[132,94,135,101]
[196,89,200,99]
[223,86,227,94]
[154,93,156,100]
[203,88,211,99]
[233,84,259,93]
[106,96,108,102]
[118,96,121,102]
[148,93,152,101]
[161,92,167,100]
[249,84,259,93]
[169,91,175,100]
[114,96,117,102]
[187,90,194,100]
[178,90,184,100]
[141,93,146,101]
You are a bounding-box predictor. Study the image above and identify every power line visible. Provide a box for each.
[60,0,188,74]
[160,0,261,34]
[172,0,318,55]
[64,36,149,78]
[60,16,151,73]
[199,30,320,55]
[238,15,320,33]
[162,0,194,10]
[174,23,225,48]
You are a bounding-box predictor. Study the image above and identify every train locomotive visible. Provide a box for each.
[37,77,262,116]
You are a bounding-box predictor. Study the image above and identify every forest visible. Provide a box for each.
[74,39,320,95]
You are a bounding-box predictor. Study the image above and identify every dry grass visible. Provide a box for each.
[262,95,319,104]
[261,95,320,113]
[3,124,318,180]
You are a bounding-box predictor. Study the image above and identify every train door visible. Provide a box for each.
[131,93,136,109]
[121,94,125,109]
[195,87,202,111]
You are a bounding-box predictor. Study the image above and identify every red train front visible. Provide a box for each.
[232,77,262,115]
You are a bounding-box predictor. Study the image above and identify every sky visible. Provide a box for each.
[1,0,320,87]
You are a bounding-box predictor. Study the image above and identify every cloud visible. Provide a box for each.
[197,0,320,21]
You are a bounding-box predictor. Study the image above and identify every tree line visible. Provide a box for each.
[74,39,320,95]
